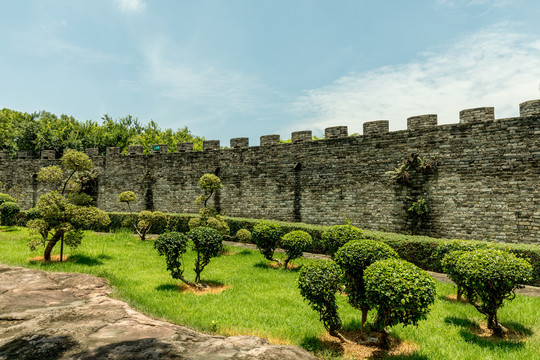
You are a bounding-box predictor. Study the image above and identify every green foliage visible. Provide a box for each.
[188,207,230,236]
[187,227,223,284]
[252,220,284,262]
[236,229,252,243]
[135,210,167,240]
[0,108,204,156]
[0,193,16,205]
[297,260,343,337]
[25,207,42,221]
[334,240,398,313]
[61,149,93,172]
[195,174,222,207]
[67,192,94,206]
[154,232,190,283]
[407,197,429,217]
[321,224,364,257]
[36,165,64,183]
[364,259,436,333]
[0,201,20,226]
[66,205,110,229]
[386,153,437,185]
[281,230,312,268]
[452,249,533,336]
[118,191,136,203]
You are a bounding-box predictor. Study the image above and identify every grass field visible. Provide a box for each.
[1,227,539,359]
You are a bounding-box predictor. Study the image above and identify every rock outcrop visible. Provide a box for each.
[0,265,314,360]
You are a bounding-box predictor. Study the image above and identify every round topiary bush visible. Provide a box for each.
[0,201,20,226]
[0,193,15,206]
[118,191,136,204]
[236,229,252,243]
[437,240,493,300]
[154,231,191,285]
[364,258,436,347]
[297,260,344,338]
[281,230,312,268]
[252,220,284,262]
[453,249,532,337]
[321,224,364,257]
[25,207,42,221]
[188,227,223,284]
[334,240,399,332]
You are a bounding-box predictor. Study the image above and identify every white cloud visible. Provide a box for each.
[134,38,265,126]
[115,0,146,13]
[292,27,540,135]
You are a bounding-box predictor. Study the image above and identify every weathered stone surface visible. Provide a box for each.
[0,265,315,360]
[1,100,540,245]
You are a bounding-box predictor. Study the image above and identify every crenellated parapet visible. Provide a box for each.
[3,99,540,161]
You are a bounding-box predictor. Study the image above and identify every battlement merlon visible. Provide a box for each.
[407,114,437,131]
[203,140,220,151]
[325,126,348,139]
[459,107,495,124]
[230,137,249,149]
[363,121,389,135]
[291,131,312,143]
[520,99,540,117]
[260,134,280,146]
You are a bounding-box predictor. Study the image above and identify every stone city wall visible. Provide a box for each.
[1,99,539,244]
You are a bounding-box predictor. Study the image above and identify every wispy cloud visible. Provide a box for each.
[292,27,540,135]
[115,0,146,13]
[133,38,265,126]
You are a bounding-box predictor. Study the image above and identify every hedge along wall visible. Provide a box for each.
[2,100,540,245]
[18,211,539,286]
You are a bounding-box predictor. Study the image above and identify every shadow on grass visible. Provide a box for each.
[70,254,112,266]
[156,283,179,292]
[369,351,430,360]
[0,226,19,233]
[253,261,302,272]
[236,249,253,256]
[300,335,344,357]
[445,316,529,350]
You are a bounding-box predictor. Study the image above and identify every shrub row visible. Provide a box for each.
[17,210,540,285]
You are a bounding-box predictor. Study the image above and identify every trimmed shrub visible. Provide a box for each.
[135,210,167,240]
[334,240,399,332]
[365,259,436,347]
[118,191,136,203]
[453,249,533,337]
[154,232,191,285]
[187,227,223,284]
[252,220,284,262]
[297,260,344,338]
[25,207,42,221]
[236,229,252,243]
[281,230,312,268]
[321,224,364,257]
[0,201,20,226]
[437,240,493,300]
[0,193,16,206]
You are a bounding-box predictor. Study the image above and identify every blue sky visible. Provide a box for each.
[1,0,540,145]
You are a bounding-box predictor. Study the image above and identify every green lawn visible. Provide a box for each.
[1,227,539,360]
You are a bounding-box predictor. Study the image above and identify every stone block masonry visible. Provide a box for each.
[1,99,540,245]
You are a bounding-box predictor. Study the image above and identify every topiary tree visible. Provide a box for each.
[364,259,436,348]
[117,191,167,240]
[188,207,230,236]
[252,220,284,263]
[195,173,222,207]
[334,240,399,333]
[321,224,364,257]
[281,230,312,269]
[154,231,194,286]
[452,249,532,337]
[0,193,16,206]
[437,240,493,301]
[235,228,252,243]
[0,201,20,226]
[27,150,110,261]
[187,226,223,285]
[298,260,345,341]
